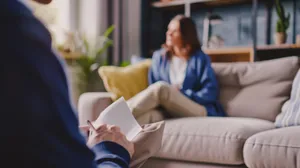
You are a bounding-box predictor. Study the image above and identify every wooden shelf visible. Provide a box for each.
[204,46,254,62]
[152,0,187,7]
[58,51,81,60]
[203,44,300,62]
[152,0,252,8]
[203,47,252,55]
[257,44,300,50]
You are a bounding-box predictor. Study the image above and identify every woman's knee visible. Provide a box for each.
[149,81,170,91]
[148,81,172,100]
[136,110,165,125]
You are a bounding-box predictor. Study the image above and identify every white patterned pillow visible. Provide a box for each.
[275,69,300,127]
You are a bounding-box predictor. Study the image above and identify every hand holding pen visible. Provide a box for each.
[84,120,135,158]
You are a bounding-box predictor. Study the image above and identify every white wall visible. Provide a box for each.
[53,0,71,31]
[54,0,71,44]
[78,0,102,40]
[27,0,73,45]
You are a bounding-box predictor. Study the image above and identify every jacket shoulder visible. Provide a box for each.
[193,49,211,62]
[151,48,165,61]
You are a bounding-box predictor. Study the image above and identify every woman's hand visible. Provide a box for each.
[172,84,181,90]
[84,124,135,158]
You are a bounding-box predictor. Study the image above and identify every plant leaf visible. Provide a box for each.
[275,0,282,19]
[103,25,115,38]
[275,0,289,32]
[102,60,109,66]
[96,39,113,57]
[285,13,290,29]
[120,61,130,67]
[83,38,89,55]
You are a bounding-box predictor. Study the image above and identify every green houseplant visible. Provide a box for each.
[74,25,115,94]
[274,0,290,45]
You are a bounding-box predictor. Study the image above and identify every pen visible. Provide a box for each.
[87,120,97,135]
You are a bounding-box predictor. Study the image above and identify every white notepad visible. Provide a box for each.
[93,97,142,141]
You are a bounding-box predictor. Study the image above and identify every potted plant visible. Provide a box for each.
[58,25,115,95]
[76,25,115,94]
[274,0,290,45]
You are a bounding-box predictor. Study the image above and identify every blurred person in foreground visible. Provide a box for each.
[0,0,134,167]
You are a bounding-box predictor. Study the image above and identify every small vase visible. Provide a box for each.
[274,32,287,45]
[296,34,300,45]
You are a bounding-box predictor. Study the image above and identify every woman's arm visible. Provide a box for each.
[180,53,219,105]
[148,51,162,85]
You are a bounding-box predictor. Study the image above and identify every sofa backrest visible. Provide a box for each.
[212,56,300,122]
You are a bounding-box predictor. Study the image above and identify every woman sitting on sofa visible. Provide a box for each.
[127,15,226,124]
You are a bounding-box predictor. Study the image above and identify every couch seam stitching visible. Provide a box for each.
[245,142,300,149]
[164,133,248,141]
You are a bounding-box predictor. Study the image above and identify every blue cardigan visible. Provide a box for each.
[149,49,226,117]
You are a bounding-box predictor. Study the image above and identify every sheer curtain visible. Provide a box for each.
[64,0,142,104]
[107,0,127,65]
[71,0,141,65]
[30,0,141,65]
[26,0,72,45]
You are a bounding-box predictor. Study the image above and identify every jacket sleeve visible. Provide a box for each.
[180,54,219,105]
[148,50,161,85]
[93,142,130,168]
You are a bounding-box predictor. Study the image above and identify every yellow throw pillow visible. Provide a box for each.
[98,59,152,101]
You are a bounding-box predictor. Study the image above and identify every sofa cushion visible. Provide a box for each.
[78,92,113,126]
[212,56,299,121]
[155,117,275,165]
[243,126,300,168]
[275,69,300,128]
[130,121,165,168]
[143,158,248,168]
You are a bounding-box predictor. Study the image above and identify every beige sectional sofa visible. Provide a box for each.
[78,56,300,168]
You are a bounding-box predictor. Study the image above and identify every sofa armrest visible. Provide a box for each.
[77,92,113,126]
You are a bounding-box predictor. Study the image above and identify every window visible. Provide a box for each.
[27,0,71,45]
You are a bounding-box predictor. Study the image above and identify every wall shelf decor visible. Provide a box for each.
[141,0,299,62]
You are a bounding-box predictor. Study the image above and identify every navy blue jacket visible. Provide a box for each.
[0,1,129,167]
[149,49,226,117]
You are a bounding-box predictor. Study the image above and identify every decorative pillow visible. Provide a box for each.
[98,59,152,101]
[130,121,165,168]
[213,56,300,121]
[275,69,300,128]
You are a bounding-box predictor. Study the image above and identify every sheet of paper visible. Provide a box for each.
[93,97,142,141]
